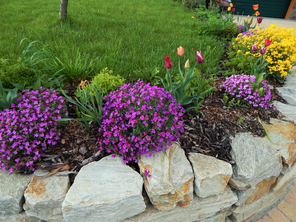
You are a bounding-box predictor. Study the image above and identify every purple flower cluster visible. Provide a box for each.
[0,88,68,174]
[239,29,258,37]
[98,80,185,163]
[237,25,245,31]
[220,74,275,110]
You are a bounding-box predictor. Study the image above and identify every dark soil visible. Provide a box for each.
[37,77,284,183]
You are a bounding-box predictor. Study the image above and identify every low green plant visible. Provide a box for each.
[237,116,245,125]
[0,80,18,111]
[60,84,103,133]
[75,68,125,97]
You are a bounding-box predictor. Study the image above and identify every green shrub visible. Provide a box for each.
[75,67,125,97]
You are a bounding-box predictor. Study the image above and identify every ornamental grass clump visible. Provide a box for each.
[0,88,68,174]
[98,80,185,163]
[233,25,296,78]
[221,74,275,110]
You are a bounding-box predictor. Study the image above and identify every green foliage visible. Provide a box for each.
[222,51,256,77]
[75,68,125,97]
[0,80,18,111]
[60,84,103,133]
[193,6,239,40]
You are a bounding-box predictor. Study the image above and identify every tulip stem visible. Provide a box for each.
[181,56,185,77]
[199,64,203,95]
[169,69,172,80]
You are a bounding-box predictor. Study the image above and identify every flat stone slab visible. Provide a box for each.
[273,101,296,124]
[23,174,70,221]
[124,187,237,222]
[276,87,296,106]
[62,156,146,222]
[284,67,296,88]
[230,133,282,189]
[188,153,232,198]
[0,170,33,215]
[0,212,42,222]
[138,142,194,210]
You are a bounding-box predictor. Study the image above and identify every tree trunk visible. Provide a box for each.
[59,0,69,21]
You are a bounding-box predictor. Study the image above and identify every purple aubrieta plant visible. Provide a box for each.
[220,74,275,110]
[239,29,258,37]
[0,87,68,174]
[98,80,185,163]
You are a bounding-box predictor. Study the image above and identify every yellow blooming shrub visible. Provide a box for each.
[232,24,296,77]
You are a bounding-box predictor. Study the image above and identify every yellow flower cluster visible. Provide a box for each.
[233,24,296,77]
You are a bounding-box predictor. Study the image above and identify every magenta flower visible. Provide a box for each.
[196,51,204,63]
[251,44,257,51]
[259,46,267,55]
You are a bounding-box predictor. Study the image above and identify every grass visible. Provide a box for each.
[0,0,225,85]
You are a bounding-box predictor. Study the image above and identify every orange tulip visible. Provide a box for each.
[177,46,184,57]
[255,11,260,16]
[230,3,233,7]
[253,4,259,10]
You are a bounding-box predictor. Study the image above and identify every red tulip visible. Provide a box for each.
[251,44,257,51]
[253,4,259,10]
[259,46,267,55]
[265,39,272,46]
[196,51,204,64]
[257,17,263,24]
[222,2,225,6]
[218,0,220,3]
[232,8,235,12]
[164,55,172,69]
[177,46,184,57]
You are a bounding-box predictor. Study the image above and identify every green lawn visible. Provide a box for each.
[0,0,224,84]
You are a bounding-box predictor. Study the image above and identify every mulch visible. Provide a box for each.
[37,77,285,183]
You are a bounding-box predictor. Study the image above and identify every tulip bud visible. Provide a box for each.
[196,51,204,64]
[259,46,267,55]
[247,21,251,25]
[265,39,272,46]
[227,7,231,11]
[247,15,250,19]
[185,59,189,68]
[177,46,184,57]
[251,44,257,51]
[253,4,259,11]
[232,8,235,12]
[164,55,173,69]
[222,2,225,6]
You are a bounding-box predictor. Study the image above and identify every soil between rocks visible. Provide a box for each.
[37,77,285,183]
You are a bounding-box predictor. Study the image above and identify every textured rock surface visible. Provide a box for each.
[263,118,296,169]
[230,164,296,222]
[0,212,42,222]
[276,87,296,106]
[188,153,232,198]
[273,101,296,124]
[124,187,237,222]
[138,142,194,210]
[62,156,146,222]
[284,69,296,88]
[230,133,282,189]
[23,174,69,221]
[0,170,32,215]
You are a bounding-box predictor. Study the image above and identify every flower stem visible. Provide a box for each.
[181,56,185,77]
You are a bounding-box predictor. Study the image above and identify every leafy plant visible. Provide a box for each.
[61,84,103,133]
[0,80,18,111]
[75,67,125,97]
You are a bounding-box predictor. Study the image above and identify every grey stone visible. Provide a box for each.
[62,155,146,222]
[0,212,42,222]
[138,142,194,210]
[23,173,69,221]
[284,67,296,88]
[276,87,296,106]
[124,187,237,222]
[188,153,232,198]
[230,133,282,189]
[273,101,296,124]
[196,210,231,222]
[0,170,33,215]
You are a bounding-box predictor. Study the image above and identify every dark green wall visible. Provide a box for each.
[232,0,291,18]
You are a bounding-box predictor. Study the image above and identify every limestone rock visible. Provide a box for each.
[284,68,296,88]
[273,101,296,124]
[124,187,238,222]
[263,118,296,169]
[0,170,33,215]
[188,153,232,198]
[0,212,42,222]
[138,142,194,210]
[276,87,296,106]
[62,156,146,222]
[23,174,69,221]
[230,133,282,189]
[197,210,231,222]
[230,164,296,222]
